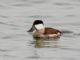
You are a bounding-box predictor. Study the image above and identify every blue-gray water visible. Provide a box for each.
[0,0,80,60]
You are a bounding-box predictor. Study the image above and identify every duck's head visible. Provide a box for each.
[28,20,45,32]
[33,20,45,30]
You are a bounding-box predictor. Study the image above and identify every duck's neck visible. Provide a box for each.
[36,28,45,34]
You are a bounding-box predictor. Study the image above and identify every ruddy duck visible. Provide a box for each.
[28,20,62,38]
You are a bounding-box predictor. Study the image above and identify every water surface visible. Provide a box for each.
[0,0,80,60]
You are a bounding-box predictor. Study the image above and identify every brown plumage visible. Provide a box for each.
[44,27,62,35]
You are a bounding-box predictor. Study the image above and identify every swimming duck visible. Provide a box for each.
[28,20,62,38]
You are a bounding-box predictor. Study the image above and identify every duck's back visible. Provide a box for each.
[44,27,62,34]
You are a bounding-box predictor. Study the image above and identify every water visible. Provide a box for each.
[0,0,80,60]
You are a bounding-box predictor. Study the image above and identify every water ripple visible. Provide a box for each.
[0,15,8,18]
[12,3,30,6]
[54,2,71,6]
[1,36,12,39]
[31,0,47,4]
[27,15,53,18]
[14,0,28,2]
[27,56,40,59]
[0,49,12,52]
[62,30,73,34]
[62,30,80,37]
[53,2,80,7]
[0,54,17,58]
[60,47,80,52]
[2,34,27,39]
[0,22,20,27]
[65,15,76,17]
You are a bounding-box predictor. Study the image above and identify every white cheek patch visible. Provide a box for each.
[35,24,45,30]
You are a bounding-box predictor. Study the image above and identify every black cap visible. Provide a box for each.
[33,20,44,25]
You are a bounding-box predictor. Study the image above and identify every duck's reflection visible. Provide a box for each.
[33,37,60,48]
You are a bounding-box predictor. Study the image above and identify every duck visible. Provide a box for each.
[28,20,62,38]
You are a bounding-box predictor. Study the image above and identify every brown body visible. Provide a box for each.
[44,27,62,34]
[33,27,62,38]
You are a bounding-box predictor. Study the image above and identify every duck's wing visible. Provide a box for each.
[44,27,62,34]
